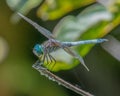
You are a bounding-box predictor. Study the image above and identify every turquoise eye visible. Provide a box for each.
[33,44,43,56]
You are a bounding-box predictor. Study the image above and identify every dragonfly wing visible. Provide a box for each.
[18,13,54,39]
[63,47,89,71]
[50,41,89,71]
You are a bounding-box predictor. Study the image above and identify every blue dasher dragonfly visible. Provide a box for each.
[18,13,108,71]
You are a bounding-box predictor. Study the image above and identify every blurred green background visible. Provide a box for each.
[0,0,120,96]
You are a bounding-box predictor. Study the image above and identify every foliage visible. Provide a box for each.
[0,0,120,96]
[6,0,120,71]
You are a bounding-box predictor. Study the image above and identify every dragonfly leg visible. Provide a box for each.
[33,60,40,67]
[41,54,50,68]
[32,60,45,70]
[45,54,49,66]
[48,54,56,70]
[45,54,51,67]
[38,54,46,66]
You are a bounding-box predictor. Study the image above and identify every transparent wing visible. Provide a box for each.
[18,13,89,71]
[63,47,89,71]
[18,13,54,39]
[49,40,89,71]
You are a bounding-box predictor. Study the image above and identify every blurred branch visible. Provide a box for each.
[102,35,120,61]
[32,62,94,96]
[0,37,9,64]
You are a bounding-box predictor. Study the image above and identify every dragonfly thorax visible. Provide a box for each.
[33,44,44,57]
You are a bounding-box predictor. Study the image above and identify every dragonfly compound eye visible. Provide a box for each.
[33,44,43,56]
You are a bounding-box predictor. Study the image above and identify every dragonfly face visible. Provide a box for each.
[33,44,43,57]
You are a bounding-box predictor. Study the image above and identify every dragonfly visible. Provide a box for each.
[18,13,108,71]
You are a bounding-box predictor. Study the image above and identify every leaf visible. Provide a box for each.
[45,4,120,72]
[6,0,42,22]
[37,0,95,20]
[53,4,113,41]
[97,0,120,12]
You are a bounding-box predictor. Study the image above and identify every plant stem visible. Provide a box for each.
[32,62,94,96]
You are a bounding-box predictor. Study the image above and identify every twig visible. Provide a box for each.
[32,62,94,96]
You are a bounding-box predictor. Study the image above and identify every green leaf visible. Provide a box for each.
[45,4,120,72]
[37,0,95,20]
[97,0,120,12]
[6,0,42,22]
[6,0,42,13]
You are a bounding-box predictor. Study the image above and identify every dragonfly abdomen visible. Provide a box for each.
[62,39,108,47]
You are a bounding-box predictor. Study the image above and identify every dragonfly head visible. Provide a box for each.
[33,44,43,57]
